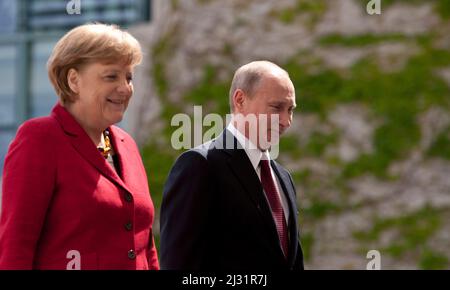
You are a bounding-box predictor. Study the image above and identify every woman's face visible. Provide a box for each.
[67,61,134,130]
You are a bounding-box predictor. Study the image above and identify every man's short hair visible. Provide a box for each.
[229,60,290,112]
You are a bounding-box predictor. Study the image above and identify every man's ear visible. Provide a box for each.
[233,89,246,112]
[67,68,80,94]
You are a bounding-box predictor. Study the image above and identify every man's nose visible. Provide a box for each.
[279,112,291,129]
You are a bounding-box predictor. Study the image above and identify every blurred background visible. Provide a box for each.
[1,0,449,269]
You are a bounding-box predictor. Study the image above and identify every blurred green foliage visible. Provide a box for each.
[303,199,342,218]
[300,232,314,262]
[319,34,408,47]
[286,45,450,179]
[185,65,231,116]
[382,0,450,19]
[427,127,450,160]
[437,0,450,19]
[354,206,444,265]
[419,249,449,270]
[271,0,327,26]
[142,143,177,215]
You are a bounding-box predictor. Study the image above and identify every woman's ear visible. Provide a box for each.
[67,68,80,94]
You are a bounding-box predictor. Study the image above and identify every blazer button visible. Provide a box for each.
[128,249,136,260]
[124,222,133,231]
[124,192,133,202]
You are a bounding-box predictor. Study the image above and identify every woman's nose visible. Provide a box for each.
[117,79,132,96]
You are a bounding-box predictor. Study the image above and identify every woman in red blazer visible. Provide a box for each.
[0,23,159,270]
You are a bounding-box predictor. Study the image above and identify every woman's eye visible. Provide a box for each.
[106,75,117,80]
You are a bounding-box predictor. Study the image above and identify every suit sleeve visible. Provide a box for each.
[0,122,56,269]
[288,171,305,271]
[160,150,212,270]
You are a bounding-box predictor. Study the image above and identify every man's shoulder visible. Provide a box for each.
[173,145,210,168]
[190,140,214,158]
[173,137,228,167]
[190,135,228,157]
[272,159,294,180]
[272,159,288,171]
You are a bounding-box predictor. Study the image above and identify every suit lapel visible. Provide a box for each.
[271,160,299,266]
[216,130,285,257]
[51,104,132,194]
[108,126,137,193]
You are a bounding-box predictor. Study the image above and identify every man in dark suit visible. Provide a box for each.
[160,60,304,271]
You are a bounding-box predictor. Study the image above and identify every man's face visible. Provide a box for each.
[239,74,296,150]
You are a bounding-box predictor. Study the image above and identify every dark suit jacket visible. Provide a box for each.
[160,129,304,271]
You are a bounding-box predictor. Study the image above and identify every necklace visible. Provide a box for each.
[97,130,112,159]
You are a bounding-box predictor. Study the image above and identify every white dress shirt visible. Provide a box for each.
[226,123,290,223]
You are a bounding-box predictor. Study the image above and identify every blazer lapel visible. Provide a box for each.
[108,126,137,193]
[51,104,132,194]
[271,160,299,266]
[216,130,285,256]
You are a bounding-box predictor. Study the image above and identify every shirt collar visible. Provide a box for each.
[226,122,270,171]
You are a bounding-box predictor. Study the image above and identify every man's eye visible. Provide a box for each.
[106,75,117,80]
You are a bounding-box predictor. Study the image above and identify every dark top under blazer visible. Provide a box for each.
[160,129,304,271]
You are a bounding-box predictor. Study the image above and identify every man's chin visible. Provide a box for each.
[268,133,281,144]
[258,140,279,151]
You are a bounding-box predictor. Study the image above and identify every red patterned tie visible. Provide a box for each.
[260,159,289,258]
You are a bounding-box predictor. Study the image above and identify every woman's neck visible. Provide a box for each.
[65,104,105,146]
[84,127,104,147]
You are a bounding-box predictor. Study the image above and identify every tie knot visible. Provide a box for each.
[259,159,270,173]
[259,159,269,166]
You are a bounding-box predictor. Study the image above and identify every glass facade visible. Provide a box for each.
[27,0,149,31]
[0,46,16,126]
[0,0,151,175]
[31,41,59,118]
[0,0,17,33]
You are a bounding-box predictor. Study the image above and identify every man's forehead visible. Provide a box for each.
[259,73,293,90]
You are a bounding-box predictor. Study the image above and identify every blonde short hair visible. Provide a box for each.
[47,23,142,104]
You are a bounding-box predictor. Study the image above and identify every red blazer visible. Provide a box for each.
[0,104,159,270]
